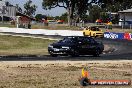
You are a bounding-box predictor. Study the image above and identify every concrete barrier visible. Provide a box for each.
[0,27,83,36]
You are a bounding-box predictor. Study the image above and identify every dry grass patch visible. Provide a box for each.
[0,61,131,88]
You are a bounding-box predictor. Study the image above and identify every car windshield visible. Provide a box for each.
[91,27,100,31]
[60,38,75,43]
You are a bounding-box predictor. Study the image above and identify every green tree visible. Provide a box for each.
[60,13,68,22]
[98,0,132,11]
[35,14,43,21]
[54,16,60,20]
[24,0,37,17]
[16,4,22,13]
[42,0,96,26]
[88,5,102,22]
[35,14,47,21]
[5,1,13,6]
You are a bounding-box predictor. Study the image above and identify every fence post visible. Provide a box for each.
[2,15,4,23]
[16,16,21,28]
[130,24,132,29]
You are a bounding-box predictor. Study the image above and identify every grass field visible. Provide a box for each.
[0,35,56,55]
[0,23,16,28]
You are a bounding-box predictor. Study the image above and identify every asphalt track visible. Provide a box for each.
[0,35,132,61]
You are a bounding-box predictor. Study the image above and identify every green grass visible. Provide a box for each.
[0,24,16,28]
[0,35,56,55]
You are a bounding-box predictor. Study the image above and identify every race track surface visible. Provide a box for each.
[0,37,132,61]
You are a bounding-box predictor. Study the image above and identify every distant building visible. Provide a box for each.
[0,0,16,21]
[0,0,6,6]
[0,0,35,28]
[118,9,132,26]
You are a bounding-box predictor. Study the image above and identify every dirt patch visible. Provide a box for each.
[0,61,131,88]
[103,44,116,54]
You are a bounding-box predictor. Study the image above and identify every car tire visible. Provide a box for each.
[83,32,86,36]
[89,32,91,37]
[93,48,100,57]
[93,33,96,38]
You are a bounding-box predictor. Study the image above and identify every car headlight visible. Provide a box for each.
[62,46,70,49]
[48,45,53,48]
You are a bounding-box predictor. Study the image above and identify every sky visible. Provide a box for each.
[7,0,66,16]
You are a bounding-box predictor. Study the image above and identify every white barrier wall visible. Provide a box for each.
[0,27,83,36]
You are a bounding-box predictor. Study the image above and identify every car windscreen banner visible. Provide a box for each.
[104,32,124,40]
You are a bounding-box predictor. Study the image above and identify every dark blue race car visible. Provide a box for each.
[48,36,104,57]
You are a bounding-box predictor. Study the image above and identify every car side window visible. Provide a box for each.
[80,38,90,44]
[77,38,86,44]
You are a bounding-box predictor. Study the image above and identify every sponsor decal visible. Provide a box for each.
[124,32,131,40]
[104,32,126,40]
[79,68,131,86]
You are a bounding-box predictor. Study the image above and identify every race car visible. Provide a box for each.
[83,26,104,38]
[48,36,104,57]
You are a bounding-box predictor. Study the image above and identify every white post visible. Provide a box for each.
[2,15,4,23]
[16,16,20,28]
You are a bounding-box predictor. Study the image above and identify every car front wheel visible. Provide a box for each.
[49,51,58,57]
[51,54,58,57]
[83,32,86,36]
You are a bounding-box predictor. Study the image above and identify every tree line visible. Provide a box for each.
[5,0,132,26]
[42,0,132,26]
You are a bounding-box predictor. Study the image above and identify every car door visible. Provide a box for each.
[81,37,97,54]
[77,38,91,54]
[87,38,98,53]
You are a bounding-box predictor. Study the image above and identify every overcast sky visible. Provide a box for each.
[7,0,66,16]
